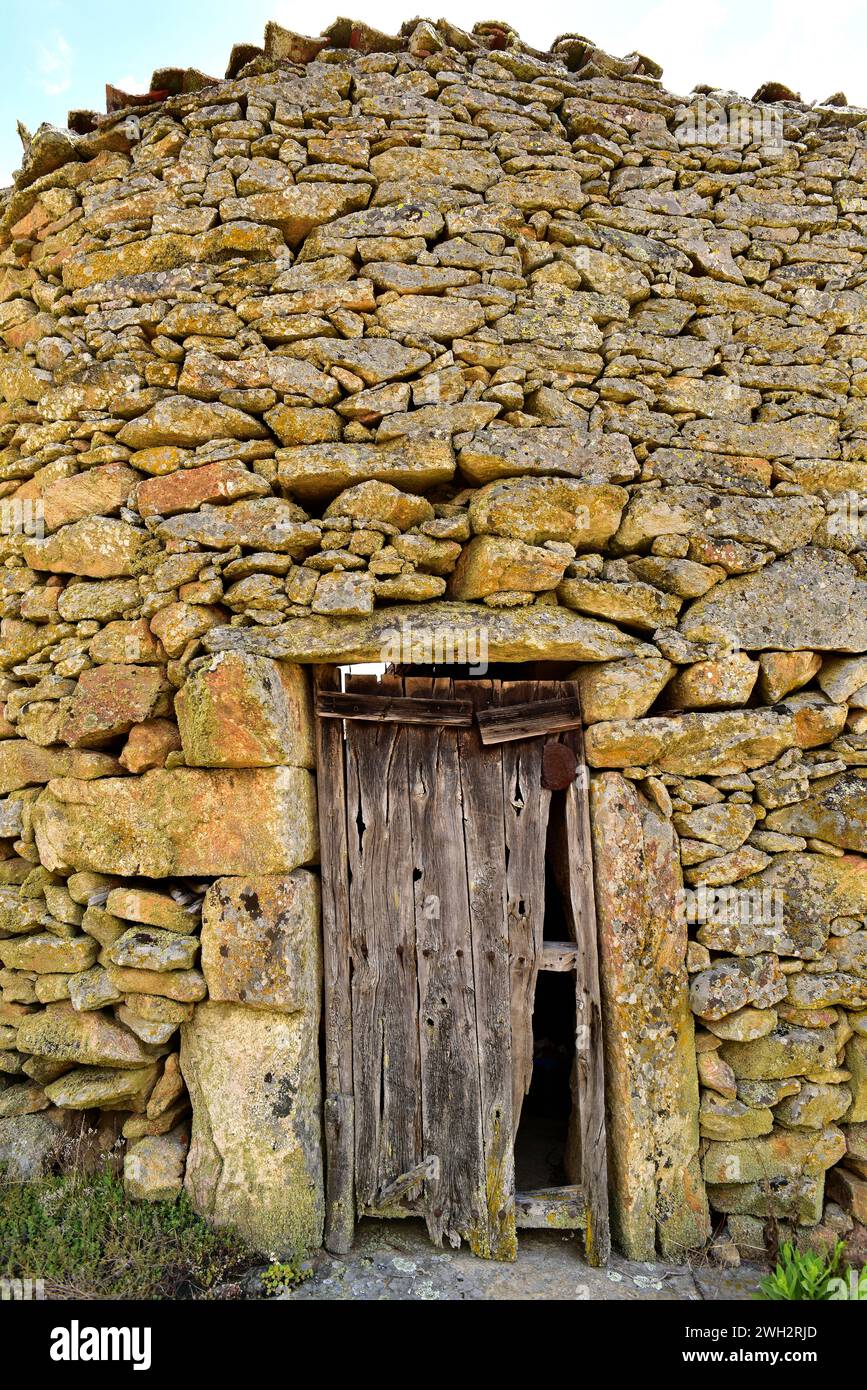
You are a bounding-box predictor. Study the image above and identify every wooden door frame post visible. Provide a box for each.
[561,685,612,1266]
[314,665,355,1254]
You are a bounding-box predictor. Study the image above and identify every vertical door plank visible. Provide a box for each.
[314,665,355,1254]
[559,680,611,1266]
[405,676,489,1253]
[499,680,552,1134]
[345,673,423,1214]
[456,680,516,1261]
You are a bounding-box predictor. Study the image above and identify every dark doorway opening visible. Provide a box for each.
[514,840,577,1191]
[513,970,576,1189]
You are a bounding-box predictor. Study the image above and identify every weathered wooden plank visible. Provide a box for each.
[405,675,489,1253]
[540,941,580,972]
[314,665,355,1255]
[317,689,473,727]
[345,673,423,1216]
[457,679,516,1261]
[500,680,552,1135]
[515,1185,588,1230]
[368,1155,441,1215]
[476,695,583,745]
[559,682,611,1266]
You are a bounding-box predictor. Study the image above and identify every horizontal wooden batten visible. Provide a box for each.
[515,1186,588,1231]
[540,941,580,973]
[316,689,474,726]
[475,696,583,745]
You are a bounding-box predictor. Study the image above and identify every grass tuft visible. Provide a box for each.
[0,1170,254,1300]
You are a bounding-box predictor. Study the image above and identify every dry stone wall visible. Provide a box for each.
[0,15,866,1260]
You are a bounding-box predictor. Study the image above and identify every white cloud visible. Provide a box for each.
[37,32,73,97]
[112,74,149,94]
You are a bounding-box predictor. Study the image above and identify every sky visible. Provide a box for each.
[2,0,867,186]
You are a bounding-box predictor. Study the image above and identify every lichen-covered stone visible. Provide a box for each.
[59,664,168,748]
[702,1125,846,1186]
[775,1083,852,1130]
[590,772,709,1259]
[681,550,867,652]
[585,708,819,776]
[764,772,867,852]
[468,478,627,548]
[124,1124,189,1200]
[181,1000,324,1252]
[108,928,199,973]
[105,887,197,934]
[176,654,314,769]
[200,871,319,1011]
[32,767,318,877]
[664,654,759,711]
[45,1063,160,1111]
[451,537,569,599]
[117,396,269,450]
[719,1026,838,1080]
[16,1001,156,1067]
[204,601,643,665]
[571,656,674,724]
[23,518,145,579]
[0,933,97,974]
[0,742,120,794]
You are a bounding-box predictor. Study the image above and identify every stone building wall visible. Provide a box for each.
[0,16,866,1260]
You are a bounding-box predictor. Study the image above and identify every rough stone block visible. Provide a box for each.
[181,1000,324,1252]
[175,653,314,768]
[32,767,318,877]
[590,771,710,1259]
[201,871,320,1011]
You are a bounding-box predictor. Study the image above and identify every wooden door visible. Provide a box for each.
[315,669,609,1264]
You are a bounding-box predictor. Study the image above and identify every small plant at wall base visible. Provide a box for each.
[260,1256,314,1296]
[756,1242,867,1301]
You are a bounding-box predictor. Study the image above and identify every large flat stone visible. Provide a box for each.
[697,853,867,958]
[219,183,370,246]
[16,1002,156,1067]
[202,602,645,665]
[467,478,628,548]
[0,933,97,974]
[32,767,318,877]
[764,771,867,852]
[457,428,637,485]
[590,771,709,1259]
[613,490,822,555]
[584,707,829,776]
[719,1025,838,1079]
[23,517,145,578]
[117,395,268,449]
[702,1125,845,1185]
[45,1063,160,1111]
[680,548,867,651]
[181,1000,324,1252]
[276,438,454,501]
